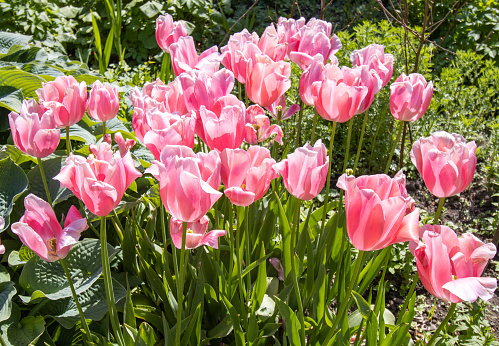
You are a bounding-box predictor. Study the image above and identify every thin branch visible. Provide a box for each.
[219,0,260,46]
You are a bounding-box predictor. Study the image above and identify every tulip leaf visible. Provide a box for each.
[274,297,302,346]
[0,157,28,232]
[27,157,72,206]
[40,278,126,329]
[0,304,45,346]
[19,239,119,302]
[0,282,16,323]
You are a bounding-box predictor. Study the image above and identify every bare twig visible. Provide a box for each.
[219,0,260,46]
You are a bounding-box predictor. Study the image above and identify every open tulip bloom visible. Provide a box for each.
[169,215,226,249]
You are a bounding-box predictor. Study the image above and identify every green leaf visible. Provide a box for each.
[103,26,114,69]
[19,239,119,302]
[0,32,31,54]
[135,322,157,346]
[0,66,46,98]
[0,304,45,346]
[27,157,72,205]
[274,192,292,279]
[274,297,302,346]
[0,157,28,231]
[0,86,23,112]
[206,315,232,339]
[61,122,96,144]
[0,145,36,165]
[139,1,163,18]
[0,282,16,323]
[352,291,371,319]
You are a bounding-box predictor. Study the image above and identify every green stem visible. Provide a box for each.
[175,221,188,345]
[245,206,251,299]
[385,121,404,174]
[310,109,319,143]
[66,126,72,156]
[396,273,419,324]
[78,200,99,238]
[102,121,106,137]
[36,157,53,206]
[160,52,170,82]
[100,216,124,346]
[353,109,369,174]
[236,207,245,304]
[238,80,242,101]
[226,204,234,297]
[111,211,124,243]
[434,198,445,224]
[399,121,407,171]
[0,334,6,346]
[320,122,338,233]
[427,303,457,346]
[343,117,354,173]
[60,258,92,344]
[331,250,365,332]
[295,101,304,148]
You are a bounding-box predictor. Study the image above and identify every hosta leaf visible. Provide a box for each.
[0,66,46,98]
[0,86,23,112]
[0,32,31,54]
[0,282,16,323]
[0,304,45,346]
[0,157,28,231]
[26,157,73,205]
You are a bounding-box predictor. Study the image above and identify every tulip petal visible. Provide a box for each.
[443,277,497,303]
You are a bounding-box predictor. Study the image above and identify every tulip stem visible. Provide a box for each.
[434,197,445,224]
[385,120,404,174]
[227,204,234,297]
[353,109,369,174]
[320,121,338,233]
[100,216,124,346]
[236,207,246,304]
[160,52,170,82]
[399,121,408,170]
[331,250,365,332]
[36,158,53,206]
[102,121,106,137]
[396,273,419,324]
[343,117,354,173]
[175,222,188,345]
[60,257,92,344]
[111,211,124,243]
[65,126,72,156]
[427,303,457,346]
[295,100,304,148]
[310,109,319,144]
[245,206,251,298]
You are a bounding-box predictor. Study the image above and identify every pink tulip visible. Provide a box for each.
[410,131,477,198]
[273,140,329,201]
[266,95,300,122]
[289,27,341,70]
[390,73,433,122]
[350,44,394,87]
[246,54,291,108]
[169,36,220,76]
[312,65,368,123]
[155,13,188,53]
[11,194,88,262]
[169,215,226,249]
[244,105,283,145]
[36,75,87,128]
[337,170,420,251]
[221,30,261,83]
[340,65,382,114]
[87,81,120,122]
[410,225,497,303]
[9,100,60,158]
[114,132,136,157]
[54,140,142,217]
[221,146,278,206]
[300,55,326,106]
[146,145,222,222]
[258,24,287,62]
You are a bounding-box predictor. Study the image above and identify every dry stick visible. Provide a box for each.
[219,0,260,46]
[413,0,430,73]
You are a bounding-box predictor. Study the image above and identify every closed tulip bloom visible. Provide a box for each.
[11,194,88,262]
[156,13,188,53]
[169,36,220,76]
[410,131,477,198]
[36,75,87,128]
[410,225,497,303]
[9,100,60,158]
[221,146,278,206]
[246,54,291,108]
[340,65,382,114]
[350,44,394,87]
[54,140,142,217]
[146,145,222,222]
[337,171,420,251]
[169,215,226,249]
[87,81,120,122]
[390,73,433,121]
[273,140,328,200]
[244,105,283,145]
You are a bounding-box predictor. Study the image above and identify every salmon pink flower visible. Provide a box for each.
[221,146,278,206]
[390,73,433,122]
[337,171,420,251]
[169,215,226,249]
[11,194,88,262]
[244,105,283,145]
[156,13,188,53]
[54,140,142,217]
[300,55,326,106]
[221,29,261,83]
[266,95,300,122]
[273,140,328,200]
[350,44,394,87]
[258,24,287,62]
[36,75,87,127]
[289,27,341,70]
[410,225,497,303]
[169,36,220,76]
[410,131,477,198]
[275,17,306,59]
[87,81,120,122]
[9,100,60,158]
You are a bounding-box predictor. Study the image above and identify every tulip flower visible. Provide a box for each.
[36,75,87,128]
[350,44,394,87]
[337,170,420,251]
[410,131,477,198]
[146,145,222,222]
[9,100,60,158]
[87,81,120,122]
[340,65,382,114]
[54,140,142,217]
[390,73,433,122]
[273,140,328,200]
[155,13,188,53]
[299,55,326,106]
[221,29,261,83]
[275,17,306,59]
[221,146,278,206]
[246,54,291,108]
[258,24,288,62]
[244,105,283,145]
[169,36,220,76]
[290,28,341,70]
[410,225,497,303]
[266,95,300,122]
[11,194,88,262]
[169,215,226,249]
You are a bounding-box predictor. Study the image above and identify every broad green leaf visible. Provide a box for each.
[274,297,301,346]
[27,157,72,205]
[139,1,163,18]
[0,86,23,112]
[0,267,9,283]
[61,122,96,144]
[0,157,28,231]
[0,66,46,98]
[136,322,157,346]
[206,315,232,339]
[0,32,31,54]
[0,282,16,323]
[19,239,119,302]
[0,304,45,346]
[0,145,36,165]
[351,291,371,319]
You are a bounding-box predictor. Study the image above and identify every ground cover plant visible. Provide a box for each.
[0,1,498,345]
